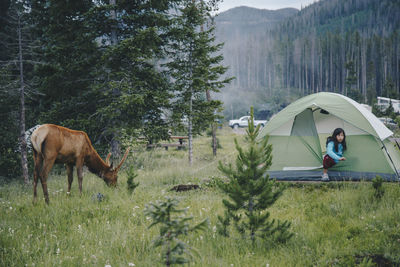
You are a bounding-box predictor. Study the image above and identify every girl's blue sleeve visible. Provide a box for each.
[326,141,341,161]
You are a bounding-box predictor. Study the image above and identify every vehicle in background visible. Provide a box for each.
[229,116,267,129]
[376,97,400,113]
[378,117,398,129]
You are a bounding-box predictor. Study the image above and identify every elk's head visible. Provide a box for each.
[103,148,130,186]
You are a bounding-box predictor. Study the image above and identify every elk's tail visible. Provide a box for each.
[22,125,42,153]
[29,125,47,154]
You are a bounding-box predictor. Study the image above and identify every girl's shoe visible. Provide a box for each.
[321,173,329,181]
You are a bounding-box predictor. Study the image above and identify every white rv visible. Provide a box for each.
[376,96,400,113]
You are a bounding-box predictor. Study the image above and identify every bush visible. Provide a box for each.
[372,175,385,199]
[126,165,139,194]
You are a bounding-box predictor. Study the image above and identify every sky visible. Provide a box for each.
[218,0,319,12]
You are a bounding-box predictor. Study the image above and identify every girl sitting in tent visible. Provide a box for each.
[322,128,347,181]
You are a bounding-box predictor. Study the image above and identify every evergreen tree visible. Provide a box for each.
[0,0,36,181]
[145,197,208,266]
[166,0,231,164]
[87,0,179,152]
[30,0,100,136]
[217,107,292,243]
[345,61,361,101]
[126,165,139,194]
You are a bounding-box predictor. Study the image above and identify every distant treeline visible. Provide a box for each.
[216,0,400,116]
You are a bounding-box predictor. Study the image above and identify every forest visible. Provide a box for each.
[0,0,231,179]
[216,0,400,118]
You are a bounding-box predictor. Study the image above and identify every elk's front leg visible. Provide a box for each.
[66,164,74,194]
[76,159,84,196]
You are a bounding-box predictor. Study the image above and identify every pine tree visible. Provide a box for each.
[217,107,293,243]
[145,197,208,266]
[166,0,231,164]
[87,0,178,150]
[126,165,139,194]
[0,0,37,182]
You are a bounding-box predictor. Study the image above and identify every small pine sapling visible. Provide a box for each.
[144,197,209,266]
[372,175,385,199]
[217,107,293,243]
[126,166,139,194]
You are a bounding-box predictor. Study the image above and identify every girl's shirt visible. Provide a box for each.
[326,141,343,163]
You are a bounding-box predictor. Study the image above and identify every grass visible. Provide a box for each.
[1,127,400,266]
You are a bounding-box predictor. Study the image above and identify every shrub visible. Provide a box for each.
[372,175,384,199]
[144,197,208,266]
[126,165,139,194]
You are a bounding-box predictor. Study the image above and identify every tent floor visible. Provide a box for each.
[268,170,399,182]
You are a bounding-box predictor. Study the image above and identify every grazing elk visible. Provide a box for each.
[31,124,130,204]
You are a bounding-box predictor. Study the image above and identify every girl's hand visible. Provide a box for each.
[339,157,346,161]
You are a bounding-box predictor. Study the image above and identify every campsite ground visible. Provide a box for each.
[1,127,400,266]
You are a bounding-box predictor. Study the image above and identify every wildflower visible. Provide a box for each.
[105,265,111,267]
[128,263,135,266]
[56,248,60,255]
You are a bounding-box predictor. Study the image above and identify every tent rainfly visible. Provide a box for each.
[258,92,400,181]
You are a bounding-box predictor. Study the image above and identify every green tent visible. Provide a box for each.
[258,92,400,181]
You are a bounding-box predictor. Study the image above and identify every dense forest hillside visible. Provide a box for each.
[216,0,400,119]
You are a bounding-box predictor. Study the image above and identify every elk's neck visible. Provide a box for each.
[85,149,111,178]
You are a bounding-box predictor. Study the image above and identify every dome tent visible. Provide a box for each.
[258,92,400,181]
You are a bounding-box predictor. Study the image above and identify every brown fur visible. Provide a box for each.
[31,124,130,204]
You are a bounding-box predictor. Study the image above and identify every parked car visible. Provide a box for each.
[229,116,267,129]
[378,117,398,129]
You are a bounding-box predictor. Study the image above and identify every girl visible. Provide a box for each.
[322,128,347,181]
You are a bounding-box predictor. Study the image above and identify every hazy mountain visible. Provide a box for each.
[215,0,400,120]
[214,6,299,119]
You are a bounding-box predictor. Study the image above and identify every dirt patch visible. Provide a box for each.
[170,184,200,192]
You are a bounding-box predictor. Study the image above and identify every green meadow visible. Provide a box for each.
[1,128,400,266]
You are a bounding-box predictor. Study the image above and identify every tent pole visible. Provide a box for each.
[381,140,400,182]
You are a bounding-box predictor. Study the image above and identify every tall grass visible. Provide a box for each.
[1,127,400,266]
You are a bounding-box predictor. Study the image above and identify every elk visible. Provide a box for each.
[31,124,130,204]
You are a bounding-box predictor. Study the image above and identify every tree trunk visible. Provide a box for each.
[206,90,217,156]
[361,40,367,102]
[110,0,117,45]
[249,197,255,242]
[188,86,193,165]
[110,0,120,158]
[18,15,29,185]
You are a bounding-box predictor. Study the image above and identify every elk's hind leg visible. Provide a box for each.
[39,156,56,204]
[32,149,42,204]
[66,164,74,195]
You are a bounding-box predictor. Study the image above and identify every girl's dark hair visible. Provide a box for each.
[326,128,347,151]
